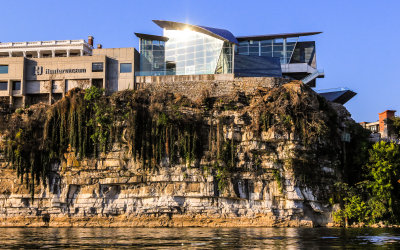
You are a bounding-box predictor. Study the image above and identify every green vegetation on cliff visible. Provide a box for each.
[333,141,400,225]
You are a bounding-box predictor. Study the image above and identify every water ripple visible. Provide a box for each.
[0,227,398,248]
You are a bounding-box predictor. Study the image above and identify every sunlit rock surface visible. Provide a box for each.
[0,79,353,227]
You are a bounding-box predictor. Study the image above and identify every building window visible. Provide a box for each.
[139,39,166,75]
[12,81,21,91]
[0,65,8,74]
[120,63,132,73]
[236,37,298,64]
[52,80,57,91]
[92,62,104,72]
[0,82,7,91]
[65,80,69,92]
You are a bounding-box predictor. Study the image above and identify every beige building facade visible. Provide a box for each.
[0,36,138,108]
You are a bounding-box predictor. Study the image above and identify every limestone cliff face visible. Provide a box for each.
[0,80,353,227]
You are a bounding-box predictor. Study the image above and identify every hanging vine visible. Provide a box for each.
[1,87,206,199]
[126,106,203,169]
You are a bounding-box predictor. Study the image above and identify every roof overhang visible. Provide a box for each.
[134,33,169,42]
[236,31,322,41]
[152,20,238,44]
[317,88,356,105]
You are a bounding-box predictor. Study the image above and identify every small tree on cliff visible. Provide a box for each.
[390,116,400,138]
[333,141,400,225]
[365,141,400,222]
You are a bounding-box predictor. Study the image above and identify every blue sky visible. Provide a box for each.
[2,0,399,122]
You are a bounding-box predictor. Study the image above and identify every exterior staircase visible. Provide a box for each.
[301,69,325,84]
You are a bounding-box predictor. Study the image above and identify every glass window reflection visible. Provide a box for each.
[236,37,299,64]
[164,29,232,75]
[138,29,234,76]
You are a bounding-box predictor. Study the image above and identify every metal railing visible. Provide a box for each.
[301,69,324,84]
[135,70,176,76]
[316,87,352,93]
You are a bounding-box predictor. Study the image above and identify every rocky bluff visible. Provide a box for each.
[0,78,359,227]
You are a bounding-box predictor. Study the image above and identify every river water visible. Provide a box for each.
[0,227,399,248]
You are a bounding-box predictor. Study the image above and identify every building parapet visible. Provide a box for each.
[135,74,235,84]
[0,40,90,48]
[0,39,90,48]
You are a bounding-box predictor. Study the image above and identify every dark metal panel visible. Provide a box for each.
[318,90,357,105]
[198,25,239,44]
[234,55,282,77]
[236,32,322,41]
[134,33,169,42]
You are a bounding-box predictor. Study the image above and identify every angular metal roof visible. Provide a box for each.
[236,31,322,41]
[152,20,238,44]
[134,33,169,42]
[317,88,357,105]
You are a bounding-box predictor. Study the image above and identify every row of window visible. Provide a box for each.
[0,80,101,92]
[237,38,298,64]
[0,63,133,75]
[0,81,20,91]
[91,62,132,73]
[0,63,131,91]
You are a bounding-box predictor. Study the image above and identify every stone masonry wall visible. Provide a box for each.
[136,75,289,102]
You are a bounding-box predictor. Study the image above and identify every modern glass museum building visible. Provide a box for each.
[135,20,355,104]
[136,20,236,76]
[136,21,320,83]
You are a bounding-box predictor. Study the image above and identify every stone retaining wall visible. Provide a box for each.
[136,74,289,101]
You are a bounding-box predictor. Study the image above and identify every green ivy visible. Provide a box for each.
[273,169,284,194]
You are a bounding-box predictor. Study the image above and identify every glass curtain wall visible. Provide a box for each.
[139,39,165,75]
[285,38,298,62]
[215,42,233,74]
[164,29,232,75]
[290,42,316,65]
[237,37,298,64]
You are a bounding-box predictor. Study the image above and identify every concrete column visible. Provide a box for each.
[52,50,55,58]
[8,80,12,96]
[232,44,235,74]
[23,51,26,58]
[49,80,53,105]
[62,79,66,97]
[21,58,26,107]
[8,52,12,57]
[8,80,12,107]
[80,50,84,56]
[21,96,26,107]
[37,51,41,58]
[67,50,70,57]
[283,38,287,63]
